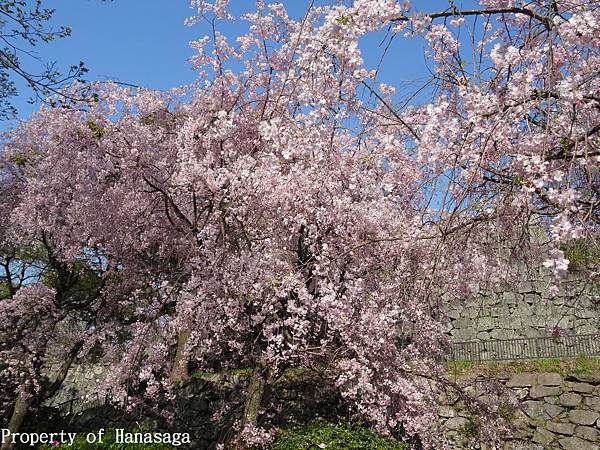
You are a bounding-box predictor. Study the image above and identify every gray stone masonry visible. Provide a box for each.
[446,273,600,351]
[440,372,600,449]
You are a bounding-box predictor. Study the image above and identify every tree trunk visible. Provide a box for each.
[1,392,30,450]
[170,328,191,385]
[1,340,82,450]
[234,368,269,449]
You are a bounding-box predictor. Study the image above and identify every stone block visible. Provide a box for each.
[572,382,595,393]
[519,281,534,293]
[530,385,560,399]
[447,308,461,320]
[557,316,573,328]
[477,331,490,340]
[532,304,548,317]
[438,406,456,418]
[502,291,517,304]
[538,373,563,386]
[558,436,599,450]
[507,373,537,387]
[554,295,570,306]
[451,328,476,341]
[523,327,541,338]
[463,306,480,319]
[534,281,548,293]
[578,296,594,308]
[575,426,598,442]
[522,401,564,421]
[544,403,565,419]
[491,328,516,339]
[523,401,551,420]
[575,309,597,319]
[491,306,509,317]
[503,442,544,450]
[585,396,600,412]
[560,392,583,407]
[513,388,529,400]
[524,293,541,304]
[444,417,468,430]
[532,427,555,445]
[568,409,599,425]
[481,295,500,307]
[512,408,532,428]
[578,324,600,334]
[452,318,471,329]
[477,316,494,331]
[545,421,574,435]
[520,314,534,326]
[510,318,524,330]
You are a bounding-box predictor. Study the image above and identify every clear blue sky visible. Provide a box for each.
[3,0,476,130]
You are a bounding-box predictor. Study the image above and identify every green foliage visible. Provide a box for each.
[0,280,11,300]
[42,261,103,301]
[271,419,407,450]
[87,120,106,140]
[40,430,176,449]
[140,114,157,126]
[0,0,89,119]
[446,356,600,378]
[513,175,527,186]
[559,237,600,272]
[459,417,481,439]
[8,152,27,166]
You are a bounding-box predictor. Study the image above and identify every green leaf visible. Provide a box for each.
[87,120,106,140]
[8,152,27,166]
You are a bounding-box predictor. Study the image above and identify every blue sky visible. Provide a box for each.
[3,0,477,130]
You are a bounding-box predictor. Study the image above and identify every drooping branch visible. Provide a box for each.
[389,7,553,29]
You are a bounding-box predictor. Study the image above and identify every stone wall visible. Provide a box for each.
[29,372,346,450]
[446,273,600,346]
[441,372,600,450]
[42,362,111,414]
[30,370,600,449]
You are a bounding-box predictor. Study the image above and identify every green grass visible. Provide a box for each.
[270,419,407,450]
[446,355,600,378]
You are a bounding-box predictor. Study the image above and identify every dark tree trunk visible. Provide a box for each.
[170,328,191,385]
[1,392,30,450]
[234,368,270,449]
[1,340,82,450]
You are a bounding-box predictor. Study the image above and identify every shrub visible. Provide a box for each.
[270,419,407,450]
